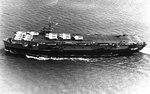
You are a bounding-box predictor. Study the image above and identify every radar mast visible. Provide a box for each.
[40,16,58,34]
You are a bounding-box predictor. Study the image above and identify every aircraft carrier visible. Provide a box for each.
[3,17,146,56]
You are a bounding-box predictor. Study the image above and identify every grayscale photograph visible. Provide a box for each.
[0,0,150,94]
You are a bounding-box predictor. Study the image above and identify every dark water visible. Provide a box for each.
[0,0,150,94]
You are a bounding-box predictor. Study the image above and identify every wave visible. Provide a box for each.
[25,54,98,62]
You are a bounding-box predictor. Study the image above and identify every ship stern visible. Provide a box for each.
[3,38,13,49]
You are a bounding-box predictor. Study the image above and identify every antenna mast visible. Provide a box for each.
[48,16,52,30]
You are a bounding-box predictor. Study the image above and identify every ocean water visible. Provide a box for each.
[0,0,150,94]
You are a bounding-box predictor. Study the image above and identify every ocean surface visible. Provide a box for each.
[0,0,150,94]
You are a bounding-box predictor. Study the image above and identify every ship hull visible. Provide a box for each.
[3,40,144,57]
[4,47,138,56]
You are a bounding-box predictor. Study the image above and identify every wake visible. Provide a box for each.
[25,54,98,62]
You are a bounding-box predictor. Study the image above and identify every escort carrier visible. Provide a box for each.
[3,17,146,57]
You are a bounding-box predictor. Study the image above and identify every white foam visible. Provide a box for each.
[25,54,98,62]
[26,55,50,60]
[140,44,150,55]
[46,0,59,6]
